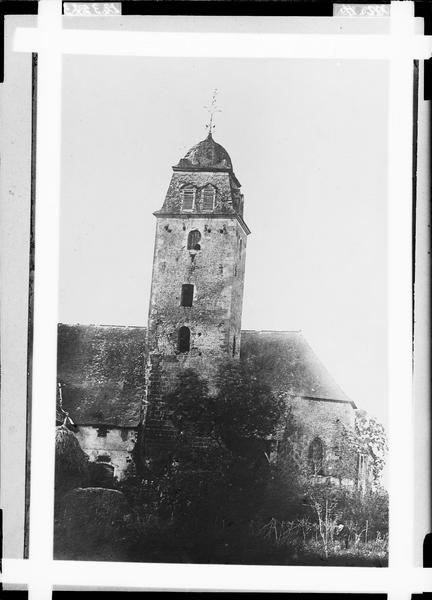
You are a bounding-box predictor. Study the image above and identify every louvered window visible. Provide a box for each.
[182,188,195,211]
[202,186,215,211]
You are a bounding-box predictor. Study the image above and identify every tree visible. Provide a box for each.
[333,410,387,487]
[212,360,285,449]
[304,481,342,558]
[260,404,307,521]
[55,424,89,499]
[354,410,387,485]
[148,360,285,557]
[332,419,359,483]
[164,368,210,436]
[164,361,285,458]
[262,406,388,560]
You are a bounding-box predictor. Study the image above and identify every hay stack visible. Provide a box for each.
[55,425,89,501]
[55,424,88,474]
[56,487,135,560]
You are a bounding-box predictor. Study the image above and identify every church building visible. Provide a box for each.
[57,130,361,486]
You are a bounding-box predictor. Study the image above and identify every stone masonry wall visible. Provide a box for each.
[147,215,246,388]
[229,227,247,358]
[278,395,356,480]
[162,171,238,214]
[145,196,248,456]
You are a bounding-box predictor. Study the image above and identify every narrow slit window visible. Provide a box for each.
[187,229,201,250]
[182,188,195,211]
[202,186,215,211]
[239,239,243,257]
[181,284,194,307]
[178,326,191,352]
[232,335,236,357]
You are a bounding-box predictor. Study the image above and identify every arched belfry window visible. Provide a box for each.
[182,187,195,212]
[202,186,216,211]
[308,437,325,475]
[177,326,191,352]
[187,230,201,251]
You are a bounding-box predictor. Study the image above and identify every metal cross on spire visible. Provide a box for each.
[204,89,222,136]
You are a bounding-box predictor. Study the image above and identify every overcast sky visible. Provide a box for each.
[59,42,388,427]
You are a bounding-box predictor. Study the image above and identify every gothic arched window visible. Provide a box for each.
[308,437,325,475]
[177,326,191,352]
[182,187,195,212]
[187,229,201,251]
[202,186,216,211]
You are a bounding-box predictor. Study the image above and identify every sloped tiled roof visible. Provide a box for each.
[240,330,354,406]
[57,323,146,427]
[56,324,354,427]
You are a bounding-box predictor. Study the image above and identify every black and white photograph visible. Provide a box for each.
[3,3,431,596]
[54,28,389,566]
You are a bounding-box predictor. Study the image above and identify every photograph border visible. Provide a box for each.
[1,1,429,598]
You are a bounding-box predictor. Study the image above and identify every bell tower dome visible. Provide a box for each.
[157,131,246,220]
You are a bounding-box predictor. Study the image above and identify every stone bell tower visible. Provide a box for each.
[144,129,250,453]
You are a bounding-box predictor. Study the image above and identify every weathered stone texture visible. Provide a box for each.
[147,216,247,376]
[159,132,245,217]
[74,425,137,480]
[162,171,241,214]
[278,395,355,477]
[145,214,248,453]
[145,134,249,455]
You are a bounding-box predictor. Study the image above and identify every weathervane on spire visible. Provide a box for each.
[204,89,222,135]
